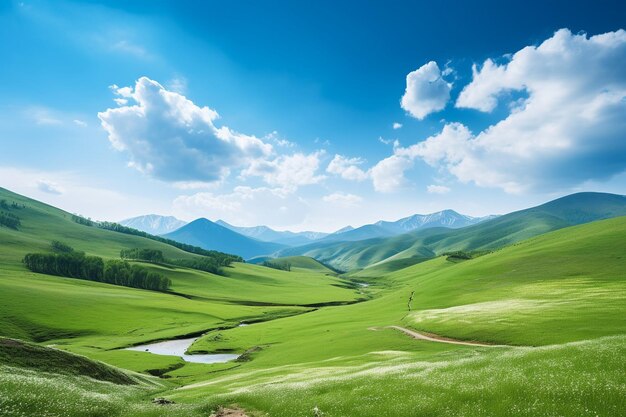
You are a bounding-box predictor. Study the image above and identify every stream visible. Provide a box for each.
[125,337,239,364]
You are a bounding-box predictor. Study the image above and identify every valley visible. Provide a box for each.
[0,186,624,416]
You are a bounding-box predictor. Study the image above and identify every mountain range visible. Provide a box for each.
[276,192,626,272]
[215,220,328,246]
[115,194,625,264]
[316,210,497,243]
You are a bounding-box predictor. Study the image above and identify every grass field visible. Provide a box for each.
[0,187,624,416]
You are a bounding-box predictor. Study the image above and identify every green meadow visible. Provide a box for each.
[0,187,625,416]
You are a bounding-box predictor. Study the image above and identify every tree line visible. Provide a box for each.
[23,244,171,292]
[261,260,292,271]
[120,247,226,275]
[0,199,24,230]
[120,248,165,263]
[0,211,20,230]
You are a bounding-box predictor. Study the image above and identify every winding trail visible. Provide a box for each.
[381,326,502,347]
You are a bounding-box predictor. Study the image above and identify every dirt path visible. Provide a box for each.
[383,326,501,347]
[210,407,249,417]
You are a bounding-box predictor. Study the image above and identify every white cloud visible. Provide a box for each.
[400,61,452,120]
[380,29,626,194]
[36,180,64,195]
[426,29,626,193]
[173,186,309,227]
[378,137,397,146]
[326,154,369,181]
[392,122,403,129]
[98,77,273,183]
[110,40,149,58]
[73,119,87,127]
[322,192,363,207]
[264,131,295,148]
[30,107,62,125]
[370,154,413,193]
[241,151,325,191]
[426,184,451,194]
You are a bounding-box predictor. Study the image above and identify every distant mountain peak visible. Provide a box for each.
[119,214,187,235]
[214,220,329,246]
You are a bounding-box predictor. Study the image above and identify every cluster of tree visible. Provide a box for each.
[51,240,74,253]
[103,260,171,291]
[169,257,224,275]
[261,260,291,271]
[442,250,491,262]
[0,200,24,210]
[71,214,94,226]
[0,211,21,230]
[23,252,171,292]
[120,248,165,263]
[120,247,228,275]
[99,221,242,264]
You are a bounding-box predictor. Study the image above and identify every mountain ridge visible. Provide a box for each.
[119,214,187,235]
[164,218,286,259]
[276,192,626,272]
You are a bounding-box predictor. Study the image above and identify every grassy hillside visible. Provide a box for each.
[263,255,337,274]
[0,188,361,375]
[0,337,214,417]
[1,188,624,416]
[167,216,626,416]
[0,187,204,267]
[285,192,626,272]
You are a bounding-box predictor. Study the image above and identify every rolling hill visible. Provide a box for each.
[279,192,626,272]
[1,185,624,417]
[263,255,338,274]
[164,218,286,259]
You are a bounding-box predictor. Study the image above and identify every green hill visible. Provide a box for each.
[0,187,624,416]
[265,256,337,274]
[168,216,626,416]
[0,337,136,385]
[0,187,360,363]
[283,192,626,272]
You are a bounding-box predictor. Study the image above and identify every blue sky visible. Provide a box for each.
[1,0,625,231]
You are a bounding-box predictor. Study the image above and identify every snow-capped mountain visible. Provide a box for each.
[119,215,187,235]
[375,209,495,233]
[319,210,498,243]
[216,220,329,246]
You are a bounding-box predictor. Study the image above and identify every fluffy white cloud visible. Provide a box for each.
[98,77,273,183]
[326,154,369,181]
[392,122,403,129]
[173,186,309,227]
[400,61,452,120]
[322,192,363,207]
[400,29,626,193]
[37,180,64,195]
[241,151,325,191]
[427,184,451,194]
[370,154,413,193]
